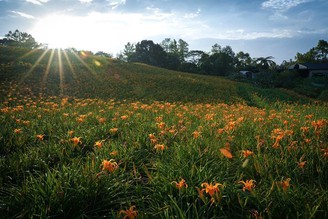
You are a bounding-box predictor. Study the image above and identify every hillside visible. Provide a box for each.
[0,46,311,106]
[1,46,328,218]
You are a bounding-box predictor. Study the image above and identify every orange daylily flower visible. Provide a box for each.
[173,179,188,189]
[192,131,201,139]
[149,133,157,144]
[1,107,9,113]
[36,134,45,141]
[76,117,84,123]
[94,140,105,148]
[110,128,118,134]
[272,135,283,149]
[311,119,327,131]
[22,120,30,126]
[278,178,291,191]
[101,159,118,172]
[321,148,328,158]
[217,128,225,134]
[168,128,176,134]
[98,117,106,123]
[68,130,74,136]
[305,114,313,119]
[157,122,166,130]
[120,115,128,120]
[304,138,311,144]
[119,205,138,219]
[154,144,165,152]
[200,182,223,197]
[298,161,306,169]
[250,209,263,219]
[272,128,284,136]
[14,128,22,134]
[300,126,309,133]
[155,116,163,122]
[239,179,255,192]
[196,187,205,199]
[110,150,118,156]
[242,150,254,158]
[71,137,82,146]
[220,148,233,159]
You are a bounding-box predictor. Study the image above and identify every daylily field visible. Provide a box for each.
[0,48,327,218]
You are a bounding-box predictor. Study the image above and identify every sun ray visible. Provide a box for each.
[13,48,49,97]
[16,48,42,62]
[57,49,65,97]
[62,49,77,80]
[70,50,101,81]
[41,49,55,95]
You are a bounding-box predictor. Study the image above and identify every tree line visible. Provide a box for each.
[118,38,327,76]
[117,38,279,76]
[0,29,40,49]
[1,29,327,76]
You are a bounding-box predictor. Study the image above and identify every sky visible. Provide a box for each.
[0,0,327,64]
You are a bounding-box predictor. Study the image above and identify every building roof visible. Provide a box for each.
[289,62,328,70]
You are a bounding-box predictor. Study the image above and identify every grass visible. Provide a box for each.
[0,46,312,105]
[0,46,328,218]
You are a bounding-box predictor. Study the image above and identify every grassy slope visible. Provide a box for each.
[0,46,311,106]
[1,47,328,218]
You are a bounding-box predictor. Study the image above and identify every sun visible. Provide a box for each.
[31,14,89,49]
[30,12,142,54]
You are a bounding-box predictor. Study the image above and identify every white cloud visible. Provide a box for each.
[11,11,35,19]
[106,0,126,9]
[26,0,49,5]
[145,6,174,20]
[261,0,312,20]
[31,7,297,55]
[79,0,93,3]
[198,28,294,41]
[262,0,310,11]
[184,9,201,19]
[297,27,328,35]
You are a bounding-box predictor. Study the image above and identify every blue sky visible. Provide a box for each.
[0,0,327,64]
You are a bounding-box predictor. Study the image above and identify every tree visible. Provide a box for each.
[160,38,171,53]
[169,39,179,55]
[95,51,112,58]
[198,53,211,74]
[123,42,135,62]
[221,46,235,58]
[199,52,234,76]
[200,44,236,75]
[179,62,199,73]
[295,49,316,63]
[278,59,295,71]
[211,43,221,54]
[235,51,252,70]
[186,50,205,65]
[165,53,180,70]
[254,56,276,70]
[315,40,328,61]
[160,38,189,62]
[1,29,39,49]
[296,40,328,63]
[129,40,166,67]
[177,39,189,62]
